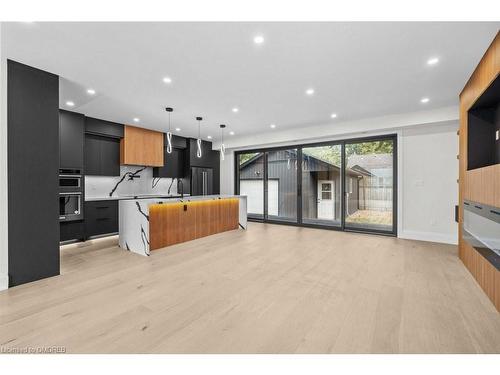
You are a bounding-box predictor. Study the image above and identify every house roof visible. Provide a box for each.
[240,150,372,177]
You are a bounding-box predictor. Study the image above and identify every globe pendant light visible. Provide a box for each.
[196,116,203,158]
[165,107,173,154]
[219,124,226,161]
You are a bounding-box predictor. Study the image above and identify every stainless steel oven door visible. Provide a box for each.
[59,192,83,221]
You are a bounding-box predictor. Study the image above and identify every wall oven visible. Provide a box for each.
[59,169,83,222]
[59,192,83,221]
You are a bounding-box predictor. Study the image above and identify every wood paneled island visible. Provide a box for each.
[118,195,247,256]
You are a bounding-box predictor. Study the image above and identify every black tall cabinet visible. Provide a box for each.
[7,60,60,287]
[59,110,84,170]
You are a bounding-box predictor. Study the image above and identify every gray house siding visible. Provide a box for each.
[240,150,364,220]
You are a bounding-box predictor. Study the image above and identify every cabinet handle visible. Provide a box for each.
[96,206,109,209]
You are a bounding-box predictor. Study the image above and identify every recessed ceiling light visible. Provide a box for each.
[420,97,430,103]
[207,135,212,139]
[86,89,96,95]
[232,107,239,113]
[427,57,439,66]
[133,117,140,122]
[175,127,181,132]
[305,88,315,96]
[65,101,74,107]
[270,124,276,129]
[330,113,337,119]
[229,131,235,135]
[163,77,172,84]
[254,35,264,44]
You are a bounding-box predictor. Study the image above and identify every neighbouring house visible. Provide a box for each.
[239,150,378,221]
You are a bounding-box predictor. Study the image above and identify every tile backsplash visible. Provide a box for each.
[85,166,178,198]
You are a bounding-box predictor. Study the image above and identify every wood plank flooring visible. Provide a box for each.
[0,223,499,353]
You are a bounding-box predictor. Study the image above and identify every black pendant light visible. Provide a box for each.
[219,124,226,161]
[165,107,173,154]
[196,116,203,158]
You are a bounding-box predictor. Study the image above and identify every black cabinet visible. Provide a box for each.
[59,110,84,170]
[60,221,85,242]
[153,147,186,178]
[85,134,120,176]
[188,138,219,168]
[85,200,119,238]
[85,117,124,138]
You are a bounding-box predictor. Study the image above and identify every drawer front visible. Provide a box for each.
[85,200,118,237]
[60,220,85,242]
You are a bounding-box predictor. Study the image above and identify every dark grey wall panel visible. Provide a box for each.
[7,60,60,287]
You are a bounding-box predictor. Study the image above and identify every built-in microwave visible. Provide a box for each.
[59,169,82,192]
[59,192,83,222]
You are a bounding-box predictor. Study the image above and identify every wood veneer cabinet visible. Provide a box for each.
[458,31,500,311]
[120,125,164,167]
[149,198,239,250]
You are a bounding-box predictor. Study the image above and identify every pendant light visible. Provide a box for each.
[165,107,173,154]
[196,116,203,158]
[219,124,226,161]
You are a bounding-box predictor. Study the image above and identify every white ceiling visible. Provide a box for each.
[2,22,499,141]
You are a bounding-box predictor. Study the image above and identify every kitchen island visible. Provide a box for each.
[119,195,247,256]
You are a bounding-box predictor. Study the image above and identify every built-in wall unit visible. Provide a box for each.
[459,32,500,311]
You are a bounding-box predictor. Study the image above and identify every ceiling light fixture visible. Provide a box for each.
[229,131,235,135]
[65,101,75,107]
[175,127,181,132]
[196,116,203,158]
[330,113,337,119]
[165,107,174,154]
[305,88,314,96]
[133,117,140,122]
[163,77,172,84]
[219,124,226,161]
[270,124,276,129]
[207,135,212,139]
[254,35,264,44]
[420,97,430,103]
[86,89,96,95]
[232,107,239,113]
[427,57,439,66]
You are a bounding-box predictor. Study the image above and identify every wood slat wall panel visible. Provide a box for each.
[458,32,500,312]
[149,199,240,250]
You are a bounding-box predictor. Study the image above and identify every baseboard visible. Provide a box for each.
[0,273,8,291]
[398,230,458,245]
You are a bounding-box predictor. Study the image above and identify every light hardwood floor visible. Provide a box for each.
[1,223,499,353]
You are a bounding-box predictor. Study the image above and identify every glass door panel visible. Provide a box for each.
[238,152,264,219]
[344,139,395,233]
[266,148,298,222]
[301,144,341,227]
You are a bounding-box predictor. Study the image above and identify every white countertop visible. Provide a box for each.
[85,194,188,202]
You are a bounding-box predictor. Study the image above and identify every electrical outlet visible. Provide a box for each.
[496,130,499,141]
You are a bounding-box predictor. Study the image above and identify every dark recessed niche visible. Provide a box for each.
[467,74,500,171]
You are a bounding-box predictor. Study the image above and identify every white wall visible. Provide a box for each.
[220,110,459,245]
[399,123,458,244]
[0,23,9,290]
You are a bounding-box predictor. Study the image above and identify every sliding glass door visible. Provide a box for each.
[238,152,264,219]
[235,135,397,235]
[344,138,395,234]
[301,144,342,227]
[266,148,298,222]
